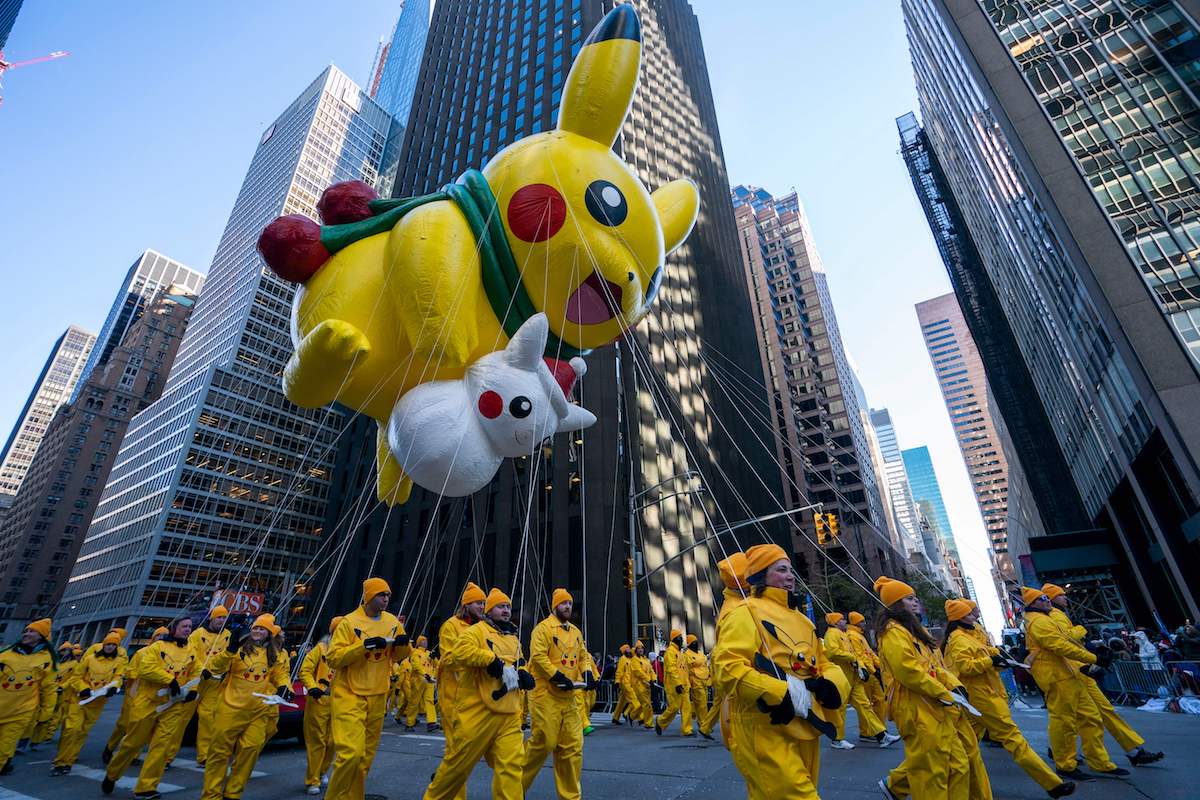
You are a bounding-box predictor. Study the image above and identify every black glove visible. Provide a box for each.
[318,678,330,688]
[584,671,598,691]
[424,674,434,684]
[952,686,969,702]
[756,691,795,725]
[225,635,241,654]
[277,685,294,701]
[517,669,536,690]
[79,688,92,699]
[56,686,63,694]
[393,634,410,648]
[184,690,198,702]
[804,676,841,709]
[106,686,118,697]
[1081,663,1107,679]
[202,669,214,680]
[550,671,574,690]
[168,679,181,697]
[674,684,684,694]
[362,636,388,651]
[486,657,504,678]
[991,654,1007,667]
[308,687,325,700]
[1092,647,1113,669]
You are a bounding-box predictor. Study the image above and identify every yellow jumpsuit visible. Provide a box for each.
[387,662,404,720]
[54,647,126,768]
[655,642,693,733]
[326,607,410,800]
[104,645,144,755]
[31,655,75,743]
[714,586,747,753]
[575,650,597,730]
[404,645,438,725]
[300,642,335,789]
[188,623,231,765]
[200,644,289,800]
[0,642,56,767]
[711,586,848,800]
[104,637,199,794]
[610,654,635,723]
[521,614,585,799]
[824,626,886,740]
[848,624,887,726]
[1049,607,1144,754]
[685,646,717,736]
[631,655,655,725]
[424,619,525,799]
[944,624,1062,791]
[1024,610,1116,772]
[878,621,971,800]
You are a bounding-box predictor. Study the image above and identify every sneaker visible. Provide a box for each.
[1055,768,1093,782]
[1127,748,1164,766]
[1,760,13,776]
[878,778,900,800]
[101,747,113,765]
[1093,767,1130,778]
[426,722,441,733]
[50,764,71,776]
[653,717,663,736]
[306,787,321,796]
[583,725,595,736]
[831,739,856,750]
[101,777,115,795]
[877,732,901,748]
[1048,781,1076,798]
[133,792,162,800]
[699,730,715,740]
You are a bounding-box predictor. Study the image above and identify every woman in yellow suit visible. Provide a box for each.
[424,587,534,799]
[654,630,692,735]
[610,644,634,724]
[0,618,57,776]
[874,577,975,800]
[300,616,340,795]
[102,626,167,764]
[822,612,896,749]
[404,636,439,731]
[199,613,290,800]
[684,635,717,739]
[102,616,199,798]
[51,631,126,775]
[631,641,655,727]
[942,599,1074,798]
[846,612,887,727]
[711,544,847,800]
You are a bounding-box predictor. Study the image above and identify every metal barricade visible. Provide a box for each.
[1108,659,1175,704]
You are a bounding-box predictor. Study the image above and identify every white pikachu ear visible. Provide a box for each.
[505,314,549,371]
[557,404,596,435]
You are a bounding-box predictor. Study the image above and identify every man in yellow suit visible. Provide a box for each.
[683,634,717,739]
[188,604,230,766]
[300,615,340,795]
[522,587,588,799]
[435,581,485,800]
[0,618,56,776]
[631,641,655,727]
[102,626,165,764]
[846,611,887,726]
[51,630,126,775]
[326,577,411,800]
[424,587,533,799]
[1042,583,1163,768]
[404,636,439,732]
[823,611,898,750]
[653,629,691,735]
[610,644,635,725]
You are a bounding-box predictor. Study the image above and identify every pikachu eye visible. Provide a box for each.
[509,396,532,418]
[585,180,627,226]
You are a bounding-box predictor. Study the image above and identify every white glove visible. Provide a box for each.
[501,665,519,692]
[785,674,813,720]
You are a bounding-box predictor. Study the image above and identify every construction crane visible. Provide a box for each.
[0,49,69,105]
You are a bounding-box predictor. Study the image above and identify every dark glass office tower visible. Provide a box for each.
[321,0,782,652]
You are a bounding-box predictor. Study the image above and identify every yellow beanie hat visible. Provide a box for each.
[328,615,343,634]
[460,581,486,606]
[745,543,789,580]
[417,635,428,647]
[72,644,83,656]
[945,599,974,622]
[102,631,122,646]
[873,576,915,607]
[152,626,170,638]
[825,612,844,626]
[685,633,697,645]
[269,624,282,636]
[717,552,748,590]
[1041,583,1065,600]
[253,613,276,630]
[25,618,51,640]
[362,577,391,603]
[619,644,631,654]
[1021,586,1046,606]
[551,588,573,609]
[848,611,865,626]
[58,641,73,652]
[209,605,229,619]
[669,628,683,641]
[485,587,511,613]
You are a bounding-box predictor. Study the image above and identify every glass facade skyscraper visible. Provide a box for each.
[903,0,1200,623]
[373,0,431,125]
[57,66,394,642]
[901,445,957,560]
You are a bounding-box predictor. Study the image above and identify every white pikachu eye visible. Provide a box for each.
[509,396,532,418]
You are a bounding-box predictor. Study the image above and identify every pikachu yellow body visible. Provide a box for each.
[257,5,699,505]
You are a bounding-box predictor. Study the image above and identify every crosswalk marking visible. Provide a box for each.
[0,788,44,800]
[69,764,184,794]
[170,762,266,778]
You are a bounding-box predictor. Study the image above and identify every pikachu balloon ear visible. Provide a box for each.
[652,179,700,256]
[557,4,641,147]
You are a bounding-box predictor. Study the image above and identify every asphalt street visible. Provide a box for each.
[0,699,1192,799]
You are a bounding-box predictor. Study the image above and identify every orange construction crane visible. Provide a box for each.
[0,49,69,105]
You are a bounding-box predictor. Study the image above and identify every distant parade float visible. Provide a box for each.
[257,3,698,503]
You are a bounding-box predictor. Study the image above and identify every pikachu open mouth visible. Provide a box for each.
[566,271,624,325]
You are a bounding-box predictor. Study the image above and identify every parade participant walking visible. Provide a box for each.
[50,630,126,775]
[631,641,655,727]
[711,543,846,800]
[522,587,587,799]
[684,635,717,739]
[874,577,974,800]
[102,616,199,799]
[199,613,291,800]
[424,587,534,800]
[653,629,692,735]
[435,581,485,799]
[1022,587,1126,780]
[1041,583,1164,768]
[846,612,886,726]
[610,645,636,724]
[300,615,340,794]
[0,619,56,776]
[28,642,76,747]
[188,604,230,767]
[325,577,411,800]
[942,599,1074,797]
[577,649,598,735]
[823,612,896,750]
[403,635,439,731]
[102,626,167,764]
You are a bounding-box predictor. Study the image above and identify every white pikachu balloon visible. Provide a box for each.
[386,314,596,497]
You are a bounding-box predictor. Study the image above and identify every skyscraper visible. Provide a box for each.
[371,0,431,125]
[900,445,956,560]
[56,66,394,642]
[731,184,904,587]
[902,0,1200,623]
[0,0,22,51]
[0,287,195,641]
[868,408,924,560]
[323,0,782,650]
[0,326,95,502]
[70,249,204,402]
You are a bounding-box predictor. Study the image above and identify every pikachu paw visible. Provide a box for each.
[283,320,371,408]
[308,319,371,364]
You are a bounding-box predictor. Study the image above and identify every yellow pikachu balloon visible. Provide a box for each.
[257,4,699,505]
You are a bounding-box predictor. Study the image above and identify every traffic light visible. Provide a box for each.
[623,558,634,589]
[814,513,827,544]
[826,513,840,539]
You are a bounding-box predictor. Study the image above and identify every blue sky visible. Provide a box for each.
[0,1,1005,631]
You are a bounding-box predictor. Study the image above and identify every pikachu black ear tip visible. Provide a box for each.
[585,4,641,46]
